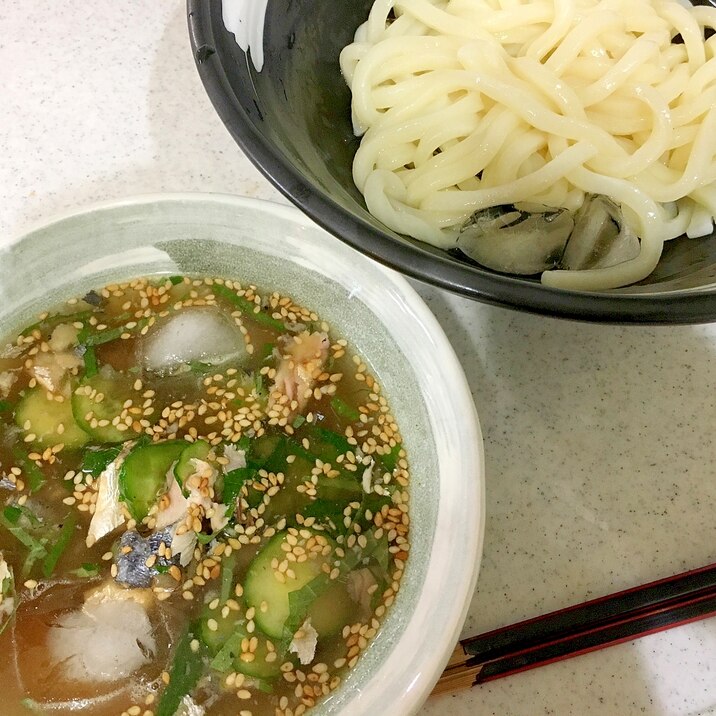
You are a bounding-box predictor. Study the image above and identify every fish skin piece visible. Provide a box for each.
[114,528,177,588]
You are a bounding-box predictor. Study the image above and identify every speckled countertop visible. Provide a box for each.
[2,2,716,715]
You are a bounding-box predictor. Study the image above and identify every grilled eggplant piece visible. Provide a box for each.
[457,204,574,275]
[561,194,640,271]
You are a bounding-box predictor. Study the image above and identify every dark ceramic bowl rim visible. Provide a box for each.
[187,0,716,324]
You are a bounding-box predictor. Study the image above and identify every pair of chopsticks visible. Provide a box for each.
[433,562,716,695]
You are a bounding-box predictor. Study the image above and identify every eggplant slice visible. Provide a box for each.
[455,195,640,278]
[561,194,640,271]
[456,204,574,275]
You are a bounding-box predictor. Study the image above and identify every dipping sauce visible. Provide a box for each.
[0,275,410,715]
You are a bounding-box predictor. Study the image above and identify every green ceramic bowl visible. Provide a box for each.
[0,194,484,715]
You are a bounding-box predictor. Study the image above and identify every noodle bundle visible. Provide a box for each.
[340,0,716,290]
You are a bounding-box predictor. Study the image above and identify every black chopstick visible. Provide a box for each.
[434,562,716,694]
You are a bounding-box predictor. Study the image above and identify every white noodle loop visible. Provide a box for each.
[341,0,716,289]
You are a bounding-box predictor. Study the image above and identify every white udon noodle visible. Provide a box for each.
[339,0,716,290]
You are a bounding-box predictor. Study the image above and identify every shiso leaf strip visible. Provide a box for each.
[156,626,206,716]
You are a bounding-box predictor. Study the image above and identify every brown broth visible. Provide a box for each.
[0,276,410,716]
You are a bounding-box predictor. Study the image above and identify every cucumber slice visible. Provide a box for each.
[233,630,281,680]
[246,433,283,469]
[245,432,313,474]
[174,440,211,487]
[72,374,141,444]
[244,530,354,639]
[118,440,185,522]
[304,425,353,462]
[200,602,242,654]
[201,602,281,680]
[309,581,355,637]
[15,388,88,449]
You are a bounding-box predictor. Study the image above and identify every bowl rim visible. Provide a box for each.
[2,191,486,714]
[186,0,716,325]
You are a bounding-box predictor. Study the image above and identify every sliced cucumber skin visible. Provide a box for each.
[118,441,185,522]
[174,440,211,486]
[244,533,321,638]
[200,603,241,653]
[308,581,355,637]
[244,531,352,639]
[235,636,281,680]
[200,604,281,679]
[71,375,140,444]
[15,388,88,449]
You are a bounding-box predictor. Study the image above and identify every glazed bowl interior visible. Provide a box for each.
[187,0,716,323]
[0,194,484,715]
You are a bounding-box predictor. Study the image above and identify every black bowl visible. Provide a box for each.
[187,0,716,323]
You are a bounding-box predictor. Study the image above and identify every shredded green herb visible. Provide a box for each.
[0,512,47,576]
[42,514,77,578]
[83,345,99,378]
[78,317,150,347]
[168,275,185,285]
[1,507,84,579]
[222,467,256,505]
[0,566,16,635]
[213,284,286,332]
[156,626,205,716]
[19,310,93,338]
[195,529,224,545]
[80,444,122,477]
[70,562,100,578]
[283,573,333,644]
[4,504,41,527]
[0,515,44,553]
[1,569,12,596]
[246,433,312,474]
[187,360,214,375]
[259,341,275,364]
[380,442,403,473]
[297,500,344,530]
[12,448,45,494]
[330,396,360,422]
[3,506,22,525]
[219,553,237,604]
[304,425,352,462]
[254,372,266,398]
[210,630,243,672]
[315,474,362,496]
[79,325,123,346]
